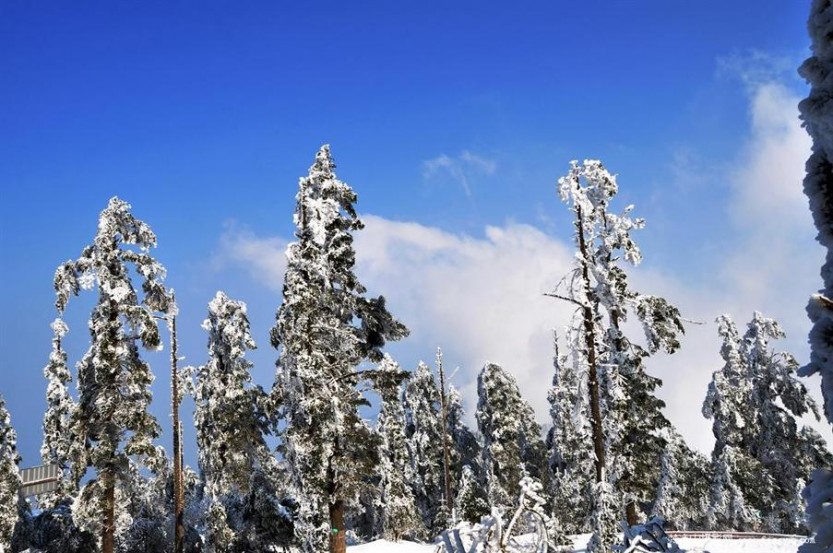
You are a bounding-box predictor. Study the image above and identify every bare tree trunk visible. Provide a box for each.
[170,308,185,553]
[102,470,115,553]
[626,501,638,526]
[437,348,453,521]
[329,499,346,553]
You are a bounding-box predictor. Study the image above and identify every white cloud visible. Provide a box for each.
[422,150,497,198]
[731,82,812,229]
[354,215,575,424]
[212,223,288,290]
[720,75,816,346]
[717,50,794,89]
[215,213,726,453]
[213,71,832,456]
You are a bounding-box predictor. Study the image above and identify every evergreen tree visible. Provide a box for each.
[271,145,408,553]
[475,363,545,515]
[40,317,78,506]
[798,2,833,548]
[552,160,684,550]
[27,499,97,553]
[547,330,593,534]
[0,394,22,552]
[373,355,423,541]
[402,361,445,536]
[446,385,483,503]
[194,291,285,552]
[454,465,488,525]
[52,197,172,553]
[650,428,709,530]
[704,313,830,532]
[117,453,171,553]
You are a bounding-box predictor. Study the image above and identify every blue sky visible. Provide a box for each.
[0,1,823,468]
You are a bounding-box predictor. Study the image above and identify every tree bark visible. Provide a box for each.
[437,348,453,521]
[577,205,606,485]
[626,501,639,526]
[329,499,346,553]
[102,470,115,553]
[170,309,185,553]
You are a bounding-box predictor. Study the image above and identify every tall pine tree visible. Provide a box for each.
[547,330,593,534]
[194,291,283,552]
[271,145,408,553]
[40,317,79,506]
[446,384,484,512]
[704,313,830,532]
[373,354,423,541]
[402,362,446,536]
[475,362,545,515]
[552,160,684,551]
[52,197,172,553]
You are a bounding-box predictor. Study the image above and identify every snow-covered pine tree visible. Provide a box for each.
[650,428,709,530]
[26,499,97,553]
[552,160,685,550]
[798,2,833,549]
[475,363,545,515]
[547,330,593,534]
[454,465,488,525]
[373,354,423,541]
[40,317,79,507]
[52,197,172,553]
[271,145,408,553]
[446,385,484,507]
[117,451,171,553]
[744,313,831,533]
[194,291,286,552]
[402,361,446,536]
[703,315,769,531]
[0,394,23,552]
[704,313,830,533]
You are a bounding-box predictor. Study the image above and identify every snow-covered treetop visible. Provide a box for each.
[0,394,19,468]
[293,144,362,249]
[558,159,644,268]
[705,311,820,441]
[52,196,172,345]
[555,160,683,355]
[202,291,257,364]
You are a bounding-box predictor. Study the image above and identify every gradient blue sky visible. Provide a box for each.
[0,1,823,468]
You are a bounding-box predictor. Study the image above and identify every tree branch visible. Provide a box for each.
[543,292,587,309]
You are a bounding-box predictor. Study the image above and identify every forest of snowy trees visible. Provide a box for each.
[0,143,827,553]
[1,3,833,552]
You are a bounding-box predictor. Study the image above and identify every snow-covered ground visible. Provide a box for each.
[673,537,806,553]
[347,535,808,552]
